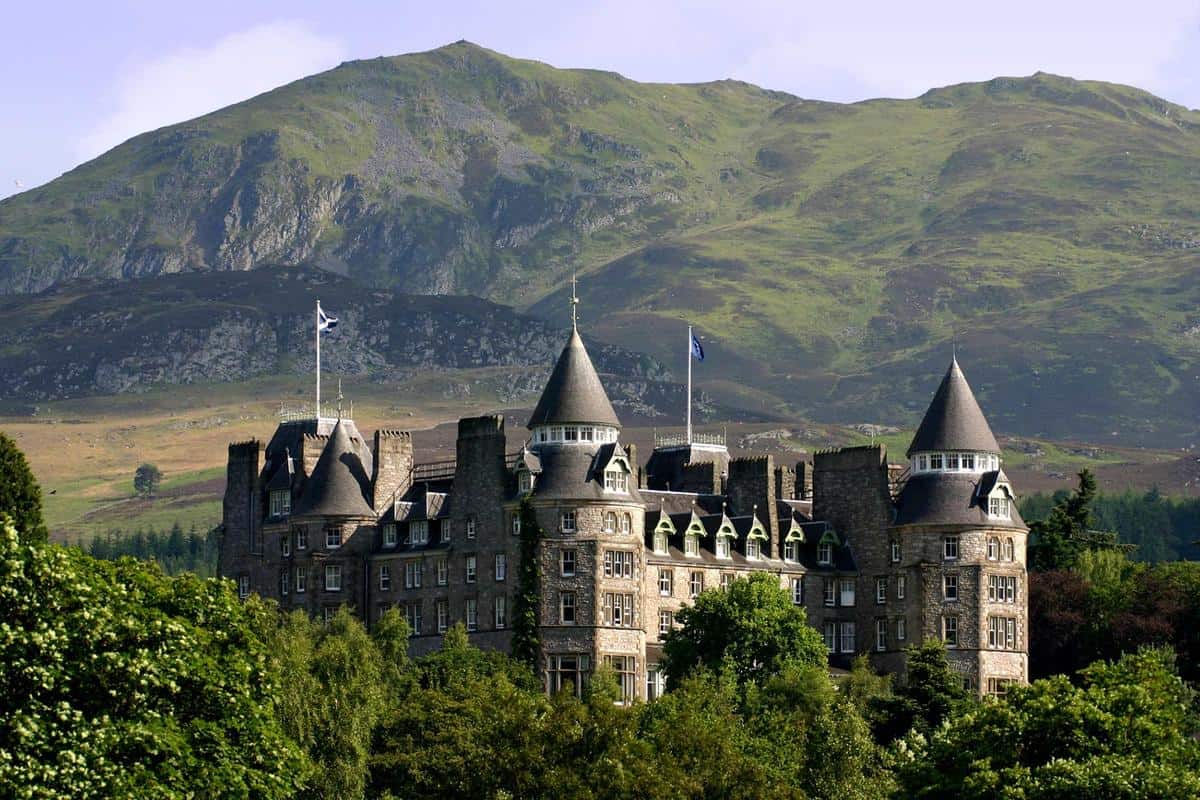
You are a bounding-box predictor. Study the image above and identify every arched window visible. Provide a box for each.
[604,512,616,532]
[987,537,999,560]
[620,513,632,534]
[1003,538,1015,561]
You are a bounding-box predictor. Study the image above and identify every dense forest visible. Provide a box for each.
[87,523,220,576]
[2,433,1199,798]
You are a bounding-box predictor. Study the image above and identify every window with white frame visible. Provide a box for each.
[270,489,291,518]
[929,453,944,470]
[467,516,476,539]
[716,535,732,559]
[560,511,576,533]
[784,540,800,562]
[942,616,958,647]
[818,541,833,565]
[946,453,960,470]
[689,570,704,599]
[604,655,637,704]
[405,560,421,589]
[325,564,342,592]
[839,622,856,653]
[897,575,906,600]
[791,577,804,605]
[720,573,734,590]
[824,578,835,606]
[322,607,336,624]
[560,549,577,577]
[685,534,700,557]
[560,591,576,624]
[408,520,429,546]
[823,622,836,652]
[654,531,668,554]
[383,524,397,548]
[987,677,1017,697]
[495,596,507,629]
[465,556,476,584]
[406,602,422,635]
[840,578,856,607]
[620,514,632,534]
[466,598,478,632]
[604,469,629,493]
[279,569,289,596]
[987,616,1018,650]
[604,511,616,532]
[437,599,448,633]
[436,557,448,586]
[295,566,307,594]
[326,527,342,549]
[603,593,635,627]
[989,495,1011,519]
[875,618,887,652]
[891,540,901,562]
[944,574,958,601]
[379,564,391,591]
[295,528,307,551]
[987,536,999,560]
[876,577,887,604]
[281,534,291,557]
[659,568,673,596]
[511,515,521,537]
[746,538,762,560]
[518,470,534,494]
[918,454,928,471]
[943,536,959,560]
[1004,538,1015,561]
[647,668,665,701]
[547,654,589,697]
[896,617,906,641]
[564,425,578,442]
[494,553,507,582]
[604,550,634,579]
[988,575,1018,603]
[658,610,673,637]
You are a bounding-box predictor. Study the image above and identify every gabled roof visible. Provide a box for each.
[527,327,620,429]
[265,451,295,490]
[907,357,1000,457]
[293,419,374,518]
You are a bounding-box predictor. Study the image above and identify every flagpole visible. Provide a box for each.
[686,324,693,445]
[315,300,321,420]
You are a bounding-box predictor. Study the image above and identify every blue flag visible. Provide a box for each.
[690,333,704,362]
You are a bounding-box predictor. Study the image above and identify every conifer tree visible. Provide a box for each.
[0,432,47,544]
[511,498,544,671]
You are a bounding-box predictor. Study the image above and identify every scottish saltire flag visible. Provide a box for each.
[690,332,704,362]
[318,305,338,334]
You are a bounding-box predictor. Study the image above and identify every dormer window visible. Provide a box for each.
[684,534,700,557]
[817,542,832,565]
[653,531,668,554]
[716,537,731,559]
[784,540,799,562]
[408,520,429,546]
[270,490,291,518]
[746,538,761,560]
[604,469,629,493]
[383,523,397,548]
[988,496,1011,519]
[518,470,535,494]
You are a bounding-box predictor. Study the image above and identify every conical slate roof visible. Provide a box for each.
[294,419,375,517]
[527,327,620,429]
[906,357,1000,457]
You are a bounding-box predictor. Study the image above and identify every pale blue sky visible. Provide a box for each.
[4,0,1199,199]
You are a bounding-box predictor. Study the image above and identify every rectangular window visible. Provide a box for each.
[689,570,704,599]
[944,574,958,601]
[715,537,731,559]
[560,592,576,624]
[876,577,887,604]
[603,655,637,704]
[604,550,635,579]
[580,426,594,442]
[560,511,576,533]
[495,596,507,629]
[823,622,836,653]
[840,579,856,607]
[897,575,906,600]
[408,520,429,546]
[466,598,478,632]
[896,617,906,641]
[512,515,521,537]
[270,489,291,518]
[561,549,577,577]
[720,573,734,590]
[383,523,397,548]
[890,540,901,562]
[943,536,959,560]
[281,534,291,557]
[326,527,342,549]
[279,569,289,596]
[467,517,476,538]
[986,677,1016,697]
[564,425,578,441]
[989,496,1010,518]
[685,535,700,557]
[823,579,835,607]
[295,566,307,594]
[961,453,975,470]
[405,560,421,589]
[784,540,799,562]
[604,470,629,492]
[437,557,448,586]
[943,616,958,647]
[325,564,342,592]
[918,454,928,471]
[746,539,762,560]
[946,452,960,470]
[653,531,668,554]
[988,575,1018,603]
[465,556,476,584]
[602,593,635,627]
[547,654,589,697]
[406,602,422,635]
[379,565,391,591]
[988,616,1018,650]
[929,453,944,470]
[295,528,307,551]
[875,618,887,652]
[495,553,507,582]
[791,577,804,605]
[817,542,833,565]
[659,610,673,637]
[647,668,665,701]
[839,622,856,654]
[659,568,674,596]
[437,599,448,633]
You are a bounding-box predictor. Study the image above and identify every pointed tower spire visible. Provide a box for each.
[294,418,374,517]
[906,356,999,457]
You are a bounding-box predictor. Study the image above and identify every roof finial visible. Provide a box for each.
[570,272,579,329]
[336,378,344,420]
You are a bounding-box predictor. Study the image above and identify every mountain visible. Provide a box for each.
[1,41,1198,446]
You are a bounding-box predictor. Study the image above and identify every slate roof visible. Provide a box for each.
[293,419,375,518]
[527,327,620,429]
[528,444,643,502]
[265,451,295,490]
[893,471,1026,529]
[907,357,1000,457]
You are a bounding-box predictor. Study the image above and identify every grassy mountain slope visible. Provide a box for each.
[1,42,1198,445]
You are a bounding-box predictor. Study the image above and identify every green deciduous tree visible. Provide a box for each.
[872,640,971,743]
[0,432,47,544]
[661,572,827,689]
[133,462,163,498]
[0,520,307,799]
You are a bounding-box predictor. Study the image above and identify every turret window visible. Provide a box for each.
[913,451,998,474]
[604,470,629,493]
[929,453,944,470]
[1004,538,1015,561]
[987,536,999,560]
[943,536,959,560]
[620,514,632,534]
[604,512,617,532]
[564,426,577,441]
[989,496,1011,519]
[560,511,576,533]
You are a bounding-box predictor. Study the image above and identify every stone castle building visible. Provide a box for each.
[219,319,1028,700]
